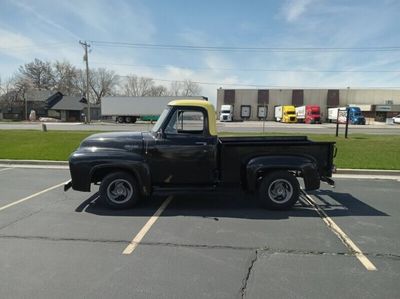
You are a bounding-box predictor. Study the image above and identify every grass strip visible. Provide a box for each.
[0,130,399,169]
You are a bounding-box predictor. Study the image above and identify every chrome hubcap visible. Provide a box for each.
[106,179,133,204]
[267,179,293,204]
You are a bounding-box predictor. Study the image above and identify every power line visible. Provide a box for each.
[90,40,400,52]
[91,61,400,73]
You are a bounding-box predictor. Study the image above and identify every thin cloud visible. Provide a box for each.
[282,0,315,22]
[11,0,80,40]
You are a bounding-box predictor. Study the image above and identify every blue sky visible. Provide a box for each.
[1,0,400,99]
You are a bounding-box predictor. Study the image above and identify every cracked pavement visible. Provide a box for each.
[0,167,399,298]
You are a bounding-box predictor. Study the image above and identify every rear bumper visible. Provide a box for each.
[321,176,335,187]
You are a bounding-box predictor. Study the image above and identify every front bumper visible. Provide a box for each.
[64,180,72,191]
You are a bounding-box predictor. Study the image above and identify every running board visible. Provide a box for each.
[152,185,217,195]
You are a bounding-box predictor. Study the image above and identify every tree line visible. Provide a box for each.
[0,58,201,104]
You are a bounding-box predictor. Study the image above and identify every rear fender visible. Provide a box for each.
[245,155,320,192]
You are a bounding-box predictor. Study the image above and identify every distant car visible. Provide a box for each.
[392,114,400,124]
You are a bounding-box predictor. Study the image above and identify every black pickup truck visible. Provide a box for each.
[65,100,335,210]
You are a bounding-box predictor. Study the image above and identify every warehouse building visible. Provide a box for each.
[216,88,400,122]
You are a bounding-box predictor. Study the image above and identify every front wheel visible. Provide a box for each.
[258,171,300,210]
[99,172,141,209]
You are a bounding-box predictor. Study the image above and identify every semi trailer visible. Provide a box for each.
[101,96,207,123]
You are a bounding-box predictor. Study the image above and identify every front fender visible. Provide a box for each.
[69,149,151,195]
[245,155,320,192]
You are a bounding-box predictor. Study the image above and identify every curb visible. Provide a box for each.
[0,159,68,166]
[1,159,399,176]
[335,168,400,176]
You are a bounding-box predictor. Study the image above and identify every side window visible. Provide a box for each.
[165,109,205,135]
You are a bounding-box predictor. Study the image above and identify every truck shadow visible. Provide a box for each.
[78,188,388,220]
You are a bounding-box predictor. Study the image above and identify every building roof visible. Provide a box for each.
[50,95,98,111]
[26,90,54,102]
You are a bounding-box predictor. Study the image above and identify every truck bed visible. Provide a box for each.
[217,135,335,184]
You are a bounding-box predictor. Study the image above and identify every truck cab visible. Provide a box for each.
[66,100,335,210]
[219,104,233,121]
[348,107,366,125]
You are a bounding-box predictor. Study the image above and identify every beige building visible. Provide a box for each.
[216,88,400,122]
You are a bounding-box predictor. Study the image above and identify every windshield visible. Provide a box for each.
[151,107,171,133]
[221,110,231,113]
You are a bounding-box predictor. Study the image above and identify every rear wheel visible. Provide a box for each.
[258,171,300,210]
[99,172,141,209]
[117,116,125,123]
[131,116,137,123]
[125,116,132,123]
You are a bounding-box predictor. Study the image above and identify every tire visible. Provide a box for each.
[131,116,137,124]
[117,116,125,123]
[125,116,132,123]
[258,171,300,210]
[99,172,141,209]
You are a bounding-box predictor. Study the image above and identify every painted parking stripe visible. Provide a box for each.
[0,181,68,212]
[0,167,13,173]
[122,196,173,255]
[301,190,377,271]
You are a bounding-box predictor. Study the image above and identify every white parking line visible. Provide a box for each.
[0,167,13,173]
[122,196,173,255]
[301,190,377,271]
[0,181,68,212]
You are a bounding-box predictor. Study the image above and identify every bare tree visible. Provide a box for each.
[169,81,183,96]
[168,80,202,96]
[53,60,79,95]
[18,58,54,90]
[123,75,155,96]
[181,80,201,96]
[89,68,119,104]
[72,69,87,96]
[149,85,168,96]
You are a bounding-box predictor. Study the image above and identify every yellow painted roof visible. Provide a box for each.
[168,99,217,136]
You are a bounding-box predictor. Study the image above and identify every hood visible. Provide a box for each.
[79,132,143,152]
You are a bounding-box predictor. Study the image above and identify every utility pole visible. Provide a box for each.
[79,40,91,123]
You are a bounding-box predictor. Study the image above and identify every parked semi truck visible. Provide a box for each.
[219,105,234,122]
[101,96,207,123]
[328,107,365,125]
[274,105,297,123]
[65,99,335,210]
[296,105,321,124]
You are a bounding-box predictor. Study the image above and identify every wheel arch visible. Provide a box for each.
[244,155,320,192]
[90,162,151,196]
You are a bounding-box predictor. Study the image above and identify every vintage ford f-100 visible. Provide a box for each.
[65,100,335,210]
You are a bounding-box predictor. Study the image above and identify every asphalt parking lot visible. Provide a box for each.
[0,166,399,298]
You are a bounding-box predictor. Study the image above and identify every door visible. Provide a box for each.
[241,105,251,119]
[149,107,218,186]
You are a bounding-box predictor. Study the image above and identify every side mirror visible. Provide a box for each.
[156,130,165,139]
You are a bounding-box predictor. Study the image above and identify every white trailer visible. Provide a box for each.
[328,107,347,123]
[101,96,206,123]
[295,106,306,120]
[274,106,283,122]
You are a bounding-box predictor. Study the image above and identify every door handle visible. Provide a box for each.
[195,142,207,145]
